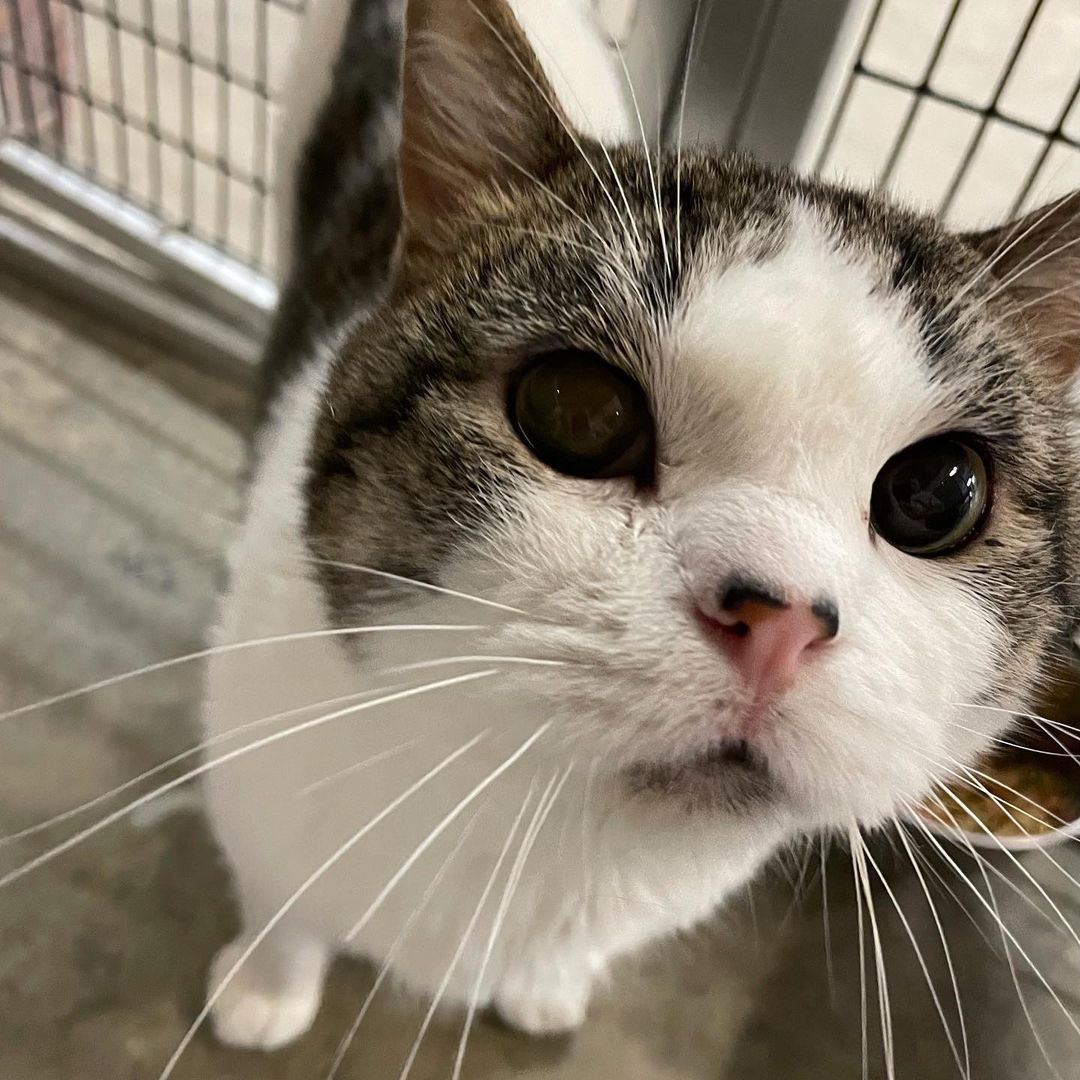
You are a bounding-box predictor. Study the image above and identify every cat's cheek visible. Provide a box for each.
[766,576,1004,825]
[435,455,1012,832]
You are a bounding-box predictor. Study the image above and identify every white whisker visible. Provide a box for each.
[926,228,1080,357]
[453,218,641,293]
[1026,717,1080,775]
[998,276,1080,324]
[0,624,483,723]
[397,777,541,1080]
[952,724,1078,759]
[896,819,996,948]
[777,837,817,931]
[903,795,1067,937]
[933,193,1078,327]
[383,654,568,677]
[849,828,895,1080]
[0,683,404,845]
[947,701,1080,774]
[451,765,572,1080]
[294,741,419,800]
[917,746,1071,833]
[303,557,535,618]
[932,779,1080,953]
[342,721,553,944]
[978,868,1064,1078]
[464,0,639,251]
[580,756,599,899]
[156,730,492,1080]
[324,812,484,1080]
[910,806,1068,1079]
[468,147,645,303]
[1033,713,1080,742]
[937,746,1079,831]
[893,823,971,1079]
[913,797,1080,1045]
[978,233,1080,311]
[866,827,968,1079]
[949,698,1075,731]
[819,836,836,1006]
[949,810,1063,1079]
[613,37,669,279]
[851,831,869,1080]
[0,671,498,891]
[674,0,705,273]
[979,869,1066,1080]
[505,15,649,263]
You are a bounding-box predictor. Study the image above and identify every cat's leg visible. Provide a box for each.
[492,949,598,1035]
[485,904,603,1036]
[202,760,333,1049]
[207,927,330,1051]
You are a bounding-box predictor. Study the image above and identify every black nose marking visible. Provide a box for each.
[811,599,840,639]
[719,575,787,612]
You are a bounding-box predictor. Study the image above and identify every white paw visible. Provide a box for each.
[208,939,326,1051]
[494,972,591,1036]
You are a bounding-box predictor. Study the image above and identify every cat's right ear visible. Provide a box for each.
[397,0,577,255]
[962,192,1080,383]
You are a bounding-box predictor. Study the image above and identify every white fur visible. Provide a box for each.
[205,3,1013,1053]
[205,378,784,1040]
[203,211,1010,1046]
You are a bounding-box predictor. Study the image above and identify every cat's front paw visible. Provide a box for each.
[207,937,328,1051]
[493,967,592,1036]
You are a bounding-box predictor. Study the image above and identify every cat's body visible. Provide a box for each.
[205,325,779,1044]
[202,0,1080,1053]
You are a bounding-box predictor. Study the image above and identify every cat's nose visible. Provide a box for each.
[704,579,838,699]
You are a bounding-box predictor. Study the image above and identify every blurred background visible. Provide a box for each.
[1,2,1079,1078]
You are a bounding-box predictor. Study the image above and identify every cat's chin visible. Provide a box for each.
[621,738,778,814]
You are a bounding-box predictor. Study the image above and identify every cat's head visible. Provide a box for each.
[302,0,1080,829]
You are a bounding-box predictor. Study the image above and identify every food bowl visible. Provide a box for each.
[914,751,1080,852]
[910,658,1080,852]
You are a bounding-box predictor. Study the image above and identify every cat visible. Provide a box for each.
[201,0,1080,1055]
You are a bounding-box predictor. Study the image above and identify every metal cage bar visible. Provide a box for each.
[810,0,1080,224]
[1,0,1078,378]
[0,0,294,270]
[0,0,295,379]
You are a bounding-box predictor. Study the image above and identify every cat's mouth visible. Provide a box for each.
[622,738,776,812]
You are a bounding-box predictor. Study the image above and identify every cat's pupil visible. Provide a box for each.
[870,436,991,556]
[510,351,654,480]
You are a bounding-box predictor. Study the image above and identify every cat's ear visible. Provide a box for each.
[398,0,575,250]
[963,192,1080,382]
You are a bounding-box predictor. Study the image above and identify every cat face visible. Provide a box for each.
[301,0,1080,830]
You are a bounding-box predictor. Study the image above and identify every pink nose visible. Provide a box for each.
[705,585,838,701]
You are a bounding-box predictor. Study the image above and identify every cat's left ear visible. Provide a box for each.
[398,0,576,253]
[963,192,1080,382]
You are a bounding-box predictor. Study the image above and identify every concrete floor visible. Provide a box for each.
[2,270,1080,1080]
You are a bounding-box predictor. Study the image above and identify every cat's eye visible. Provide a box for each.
[510,350,654,480]
[870,435,992,556]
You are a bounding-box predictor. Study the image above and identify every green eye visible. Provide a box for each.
[870,435,992,556]
[510,350,654,479]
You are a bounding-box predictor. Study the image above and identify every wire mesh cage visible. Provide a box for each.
[814,0,1080,225]
[0,0,307,276]
[0,0,1078,373]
